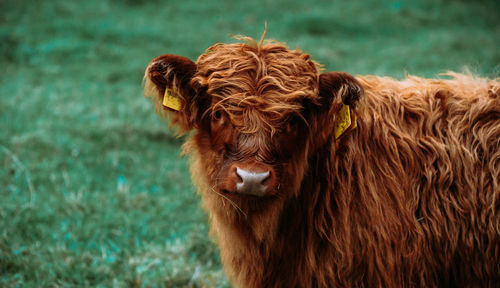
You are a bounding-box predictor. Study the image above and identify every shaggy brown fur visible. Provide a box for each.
[144,37,500,287]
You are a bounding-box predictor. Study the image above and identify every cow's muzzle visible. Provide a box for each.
[225,163,276,196]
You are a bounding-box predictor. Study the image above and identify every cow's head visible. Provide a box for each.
[144,38,363,224]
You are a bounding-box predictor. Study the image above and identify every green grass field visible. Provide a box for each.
[1,0,498,286]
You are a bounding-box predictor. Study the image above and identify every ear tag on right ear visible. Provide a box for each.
[334,104,353,139]
[163,88,181,111]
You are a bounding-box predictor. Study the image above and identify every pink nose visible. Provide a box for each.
[235,167,270,195]
[229,164,275,196]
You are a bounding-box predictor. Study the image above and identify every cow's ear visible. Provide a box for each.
[314,71,364,140]
[144,54,200,133]
[318,71,363,109]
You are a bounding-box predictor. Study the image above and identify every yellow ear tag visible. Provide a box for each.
[162,88,181,111]
[334,104,355,139]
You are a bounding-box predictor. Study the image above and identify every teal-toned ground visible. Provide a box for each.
[1,0,498,286]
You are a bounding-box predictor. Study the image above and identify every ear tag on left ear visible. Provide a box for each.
[334,104,354,139]
[163,88,181,111]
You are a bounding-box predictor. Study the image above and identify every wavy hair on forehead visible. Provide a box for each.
[191,34,321,133]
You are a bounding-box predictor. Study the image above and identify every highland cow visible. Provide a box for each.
[144,36,500,287]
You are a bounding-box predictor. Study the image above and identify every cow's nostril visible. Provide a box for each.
[234,168,243,183]
[261,171,271,185]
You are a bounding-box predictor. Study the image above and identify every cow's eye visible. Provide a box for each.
[213,110,222,121]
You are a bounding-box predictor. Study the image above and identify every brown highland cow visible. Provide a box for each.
[144,36,500,287]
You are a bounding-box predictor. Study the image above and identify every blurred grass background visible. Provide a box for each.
[0,0,498,287]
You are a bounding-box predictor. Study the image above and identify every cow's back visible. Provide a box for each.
[342,73,500,285]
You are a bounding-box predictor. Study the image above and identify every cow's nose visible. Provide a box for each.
[234,167,271,196]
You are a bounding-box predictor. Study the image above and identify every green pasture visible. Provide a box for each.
[1,0,498,287]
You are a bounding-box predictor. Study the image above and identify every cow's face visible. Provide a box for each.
[145,41,362,220]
